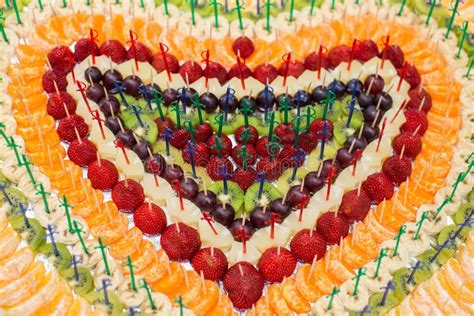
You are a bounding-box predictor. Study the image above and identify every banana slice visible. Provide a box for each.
[5,13,32,37]
[0,94,12,114]
[298,7,325,28]
[379,239,410,273]
[254,19,277,42]
[203,17,230,40]
[55,216,90,245]
[171,307,195,316]
[275,11,303,34]
[2,156,28,183]
[0,115,17,137]
[71,239,102,269]
[0,29,18,56]
[455,68,473,86]
[416,205,448,235]
[198,219,234,252]
[362,261,392,293]
[27,2,54,24]
[93,259,124,291]
[312,294,345,315]
[229,18,254,38]
[141,292,172,315]
[34,197,64,227]
[143,173,173,206]
[117,278,147,307]
[399,222,431,257]
[320,2,345,22]
[17,172,51,201]
[387,4,415,25]
[338,280,370,312]
[154,4,181,29]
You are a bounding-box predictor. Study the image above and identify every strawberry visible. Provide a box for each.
[290,229,327,263]
[191,247,228,281]
[206,156,233,181]
[256,157,283,181]
[169,128,190,149]
[253,63,278,84]
[87,159,119,190]
[182,142,210,167]
[278,60,305,79]
[310,119,334,140]
[353,39,379,62]
[231,144,257,167]
[47,46,75,75]
[361,172,394,204]
[151,52,180,74]
[74,38,100,63]
[224,262,264,309]
[397,63,421,89]
[133,202,167,236]
[126,41,152,62]
[155,117,175,135]
[194,122,213,142]
[47,92,77,120]
[380,44,404,69]
[257,247,297,282]
[406,88,432,113]
[232,167,257,191]
[382,155,412,185]
[279,145,298,169]
[274,123,295,144]
[227,63,253,81]
[232,36,254,59]
[203,61,227,85]
[316,212,350,244]
[338,189,372,222]
[99,40,127,64]
[255,136,271,157]
[401,109,428,136]
[67,138,97,167]
[206,134,232,157]
[160,222,201,261]
[327,45,351,68]
[57,114,89,142]
[298,131,318,152]
[392,132,422,159]
[304,51,330,71]
[179,61,203,84]
[111,179,145,213]
[235,125,259,145]
[42,70,68,93]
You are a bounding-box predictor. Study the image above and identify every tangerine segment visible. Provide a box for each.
[29,146,66,168]
[24,131,60,153]
[90,213,129,245]
[0,247,34,282]
[169,270,201,307]
[0,226,21,261]
[7,64,44,82]
[47,16,70,44]
[72,199,101,219]
[15,44,46,63]
[204,290,233,316]
[86,200,119,227]
[281,277,311,314]
[65,297,92,316]
[351,222,379,259]
[0,261,46,307]
[35,281,73,315]
[122,240,155,274]
[108,14,127,44]
[151,262,184,295]
[294,264,322,302]
[363,211,396,244]
[308,260,338,295]
[7,78,44,97]
[246,295,273,316]
[267,284,293,316]
[324,246,355,285]
[12,94,47,114]
[140,249,169,284]
[340,235,372,269]
[109,226,143,259]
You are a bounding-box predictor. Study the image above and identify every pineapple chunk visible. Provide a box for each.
[198,220,233,252]
[282,209,320,234]
[226,240,261,266]
[143,173,173,206]
[167,197,201,227]
[251,225,292,253]
[115,149,144,181]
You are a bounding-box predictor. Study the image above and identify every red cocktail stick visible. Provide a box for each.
[90,110,105,140]
[201,49,210,88]
[89,29,99,65]
[113,139,130,164]
[76,80,92,113]
[380,35,390,69]
[159,42,172,82]
[376,118,387,152]
[128,30,139,71]
[201,212,218,235]
[281,52,291,87]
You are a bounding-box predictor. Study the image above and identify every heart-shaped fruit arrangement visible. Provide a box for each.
[0,0,472,315]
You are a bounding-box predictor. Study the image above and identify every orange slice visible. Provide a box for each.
[351,222,379,259]
[140,249,169,284]
[151,262,184,295]
[109,226,143,259]
[340,235,371,269]
[36,281,73,315]
[86,200,119,227]
[204,290,233,316]
[307,259,337,295]
[0,247,34,282]
[65,297,92,316]
[267,284,293,316]
[324,246,355,285]
[294,264,322,302]
[122,240,155,274]
[169,270,201,306]
[90,213,129,244]
[0,227,21,261]
[246,295,273,316]
[12,94,47,114]
[281,277,311,314]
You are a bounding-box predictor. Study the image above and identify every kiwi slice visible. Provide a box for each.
[208,112,242,135]
[0,187,28,216]
[84,290,125,316]
[367,292,399,315]
[123,114,158,145]
[0,172,10,185]
[152,141,185,166]
[311,104,338,122]
[391,267,425,301]
[276,168,309,195]
[61,267,94,296]
[244,182,283,213]
[333,121,356,147]
[417,247,455,272]
[9,215,46,251]
[168,107,204,128]
[453,203,474,225]
[209,181,245,215]
[38,242,72,272]
[247,112,282,137]
[436,224,469,246]
[120,95,166,121]
[412,0,450,27]
[467,189,474,203]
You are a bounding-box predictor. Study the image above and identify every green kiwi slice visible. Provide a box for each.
[391,268,419,301]
[453,203,474,225]
[61,267,94,296]
[436,224,469,246]
[333,121,356,147]
[209,180,245,215]
[275,168,309,195]
[152,141,185,166]
[367,292,400,315]
[244,182,283,213]
[123,114,159,145]
[0,187,28,216]
[38,242,72,272]
[84,290,125,316]
[208,113,241,135]
[247,112,283,137]
[417,247,455,272]
[9,215,46,252]
[467,189,474,203]
[168,107,204,128]
[412,0,450,27]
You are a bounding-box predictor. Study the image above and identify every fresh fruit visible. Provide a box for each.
[38,242,72,271]
[126,41,152,62]
[151,51,180,74]
[203,61,227,85]
[453,203,474,225]
[61,267,94,296]
[406,88,432,112]
[42,70,68,93]
[133,202,167,236]
[234,125,259,145]
[327,45,351,68]
[353,39,379,62]
[258,247,297,283]
[227,63,252,80]
[397,63,421,88]
[278,59,305,78]
[232,167,258,192]
[67,138,97,167]
[392,132,422,159]
[223,262,264,310]
[47,45,74,74]
[338,189,371,222]
[304,51,330,71]
[191,247,228,281]
[206,156,234,181]
[231,144,257,167]
[47,91,76,120]
[87,159,119,190]
[253,63,278,84]
[74,38,100,63]
[401,110,428,136]
[380,44,404,69]
[316,212,350,244]
[209,181,245,215]
[361,172,394,203]
[290,229,327,263]
[244,182,282,214]
[99,40,127,63]
[160,223,201,261]
[111,179,145,213]
[232,36,254,59]
[57,114,89,142]
[9,216,46,251]
[182,142,210,167]
[179,61,203,84]
[382,155,412,185]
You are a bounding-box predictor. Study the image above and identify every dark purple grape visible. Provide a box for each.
[162,88,178,107]
[312,86,328,103]
[276,94,294,109]
[212,204,235,227]
[179,178,199,200]
[346,79,363,94]
[345,135,368,151]
[250,206,272,229]
[162,164,184,182]
[133,140,152,160]
[86,83,105,103]
[357,92,374,108]
[229,219,254,242]
[200,92,219,113]
[123,76,143,97]
[116,129,136,148]
[178,87,198,107]
[103,69,123,91]
[363,105,382,124]
[293,90,312,107]
[195,191,217,213]
[304,172,324,193]
[269,198,292,219]
[336,148,356,168]
[328,80,346,98]
[364,74,384,95]
[99,96,121,117]
[218,93,239,113]
[239,96,257,112]
[362,124,380,142]
[84,66,103,83]
[105,116,122,134]
[374,92,393,111]
[286,185,311,208]
[142,83,161,99]
[256,89,276,113]
[144,154,166,174]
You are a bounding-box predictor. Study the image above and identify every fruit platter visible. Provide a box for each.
[0,0,472,314]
